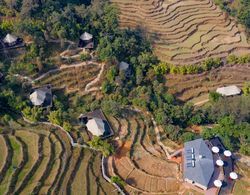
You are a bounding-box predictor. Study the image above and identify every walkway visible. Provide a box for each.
[194,99,209,106]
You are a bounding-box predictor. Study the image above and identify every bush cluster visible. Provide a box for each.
[226,54,250,64]
[154,58,223,75]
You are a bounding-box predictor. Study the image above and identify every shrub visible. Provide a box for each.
[209,91,222,102]
[242,82,250,96]
[180,132,196,142]
[80,53,91,61]
[88,136,114,157]
[106,66,117,82]
[111,176,125,187]
[22,106,43,122]
[63,121,73,132]
[101,81,113,94]
[179,65,187,75]
[48,110,63,126]
[169,65,179,74]
[153,62,169,75]
[201,58,222,71]
[101,100,121,117]
[1,114,12,125]
[227,54,238,64]
[227,54,250,64]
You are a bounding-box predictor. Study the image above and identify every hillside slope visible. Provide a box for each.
[111,0,250,65]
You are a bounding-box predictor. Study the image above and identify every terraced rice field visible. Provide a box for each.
[111,0,250,65]
[35,63,101,94]
[105,111,185,194]
[0,125,115,195]
[166,63,250,101]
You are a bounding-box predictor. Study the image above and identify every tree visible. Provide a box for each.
[101,81,113,94]
[238,8,250,28]
[227,54,239,64]
[135,67,143,85]
[106,66,117,82]
[155,109,168,125]
[209,91,222,102]
[180,132,196,142]
[242,82,250,96]
[88,136,114,157]
[101,100,121,117]
[206,95,250,123]
[111,176,125,187]
[20,0,40,17]
[63,121,73,132]
[1,114,13,126]
[201,116,246,152]
[153,62,168,75]
[22,106,43,122]
[48,110,63,126]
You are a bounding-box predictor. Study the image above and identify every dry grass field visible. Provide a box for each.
[111,0,250,65]
[0,125,116,195]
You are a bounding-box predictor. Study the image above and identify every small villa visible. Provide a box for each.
[2,33,23,47]
[216,85,241,97]
[184,138,214,190]
[183,138,238,194]
[78,32,94,49]
[79,109,114,139]
[29,85,53,107]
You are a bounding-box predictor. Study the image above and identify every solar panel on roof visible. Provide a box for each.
[192,160,195,167]
[187,162,192,167]
[186,156,192,160]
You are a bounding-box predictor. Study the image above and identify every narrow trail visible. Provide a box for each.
[85,62,105,92]
[193,98,209,106]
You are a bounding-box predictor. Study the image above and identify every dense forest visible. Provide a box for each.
[0,0,249,156]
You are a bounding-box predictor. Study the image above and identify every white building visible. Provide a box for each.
[3,34,18,46]
[30,86,52,107]
[86,118,106,136]
[216,85,241,97]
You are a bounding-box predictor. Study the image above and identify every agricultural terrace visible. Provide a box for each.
[111,0,250,65]
[105,110,193,194]
[0,124,115,195]
[34,62,103,95]
[166,63,250,102]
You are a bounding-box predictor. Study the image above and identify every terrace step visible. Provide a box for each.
[112,0,250,65]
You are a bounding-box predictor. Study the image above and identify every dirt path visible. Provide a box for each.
[193,98,209,106]
[85,63,105,92]
[151,118,171,159]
